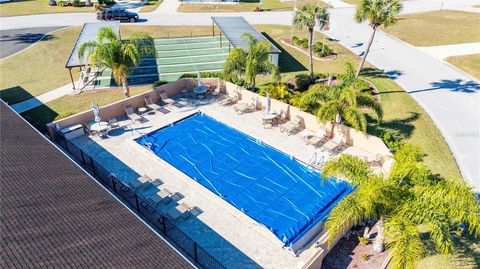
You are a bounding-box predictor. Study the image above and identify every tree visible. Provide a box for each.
[322,144,480,269]
[223,33,279,90]
[293,4,329,82]
[78,27,155,97]
[354,0,402,79]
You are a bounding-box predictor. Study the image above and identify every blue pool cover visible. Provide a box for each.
[136,113,352,246]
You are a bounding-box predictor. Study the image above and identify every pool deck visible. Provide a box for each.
[70,95,378,269]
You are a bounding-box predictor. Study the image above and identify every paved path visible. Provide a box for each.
[153,0,181,13]
[417,42,480,60]
[11,84,73,113]
[0,26,64,58]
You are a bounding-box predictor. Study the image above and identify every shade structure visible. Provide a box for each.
[211,16,281,54]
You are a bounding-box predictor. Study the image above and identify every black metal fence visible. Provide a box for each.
[55,134,225,269]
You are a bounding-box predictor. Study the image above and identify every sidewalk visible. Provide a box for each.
[11,84,73,113]
[417,42,480,60]
[151,0,181,14]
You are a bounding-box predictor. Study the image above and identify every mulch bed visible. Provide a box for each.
[280,38,337,61]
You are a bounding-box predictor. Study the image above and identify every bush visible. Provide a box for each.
[361,254,369,261]
[382,131,404,152]
[295,74,311,91]
[358,236,369,245]
[54,112,76,121]
[73,0,83,7]
[292,36,301,45]
[152,80,169,87]
[57,1,66,7]
[313,42,334,57]
[301,41,309,49]
[179,71,222,79]
[259,83,291,103]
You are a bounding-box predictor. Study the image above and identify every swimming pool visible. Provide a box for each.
[136,113,352,247]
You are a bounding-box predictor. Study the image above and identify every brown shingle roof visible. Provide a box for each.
[0,102,194,269]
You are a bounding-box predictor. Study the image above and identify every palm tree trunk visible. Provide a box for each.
[373,217,385,253]
[355,26,377,80]
[308,28,314,83]
[121,76,130,98]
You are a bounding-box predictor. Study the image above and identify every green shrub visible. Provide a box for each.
[361,254,369,261]
[313,42,334,57]
[292,36,301,45]
[295,74,311,91]
[301,42,309,49]
[73,0,83,7]
[259,83,291,103]
[358,236,369,245]
[57,1,66,7]
[179,71,222,79]
[153,80,169,87]
[382,131,404,152]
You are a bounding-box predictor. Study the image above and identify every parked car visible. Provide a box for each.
[96,8,139,23]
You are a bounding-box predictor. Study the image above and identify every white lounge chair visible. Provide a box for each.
[219,92,240,106]
[165,202,191,221]
[234,97,257,115]
[144,95,163,111]
[124,104,142,123]
[322,132,346,153]
[306,127,328,148]
[280,115,304,135]
[159,91,175,106]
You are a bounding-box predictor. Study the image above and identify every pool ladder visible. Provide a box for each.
[307,152,325,171]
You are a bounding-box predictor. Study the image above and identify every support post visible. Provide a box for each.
[212,21,215,36]
[68,67,76,90]
[220,33,222,48]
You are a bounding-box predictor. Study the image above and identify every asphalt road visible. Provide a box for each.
[0,26,65,58]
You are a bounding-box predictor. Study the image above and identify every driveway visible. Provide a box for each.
[0,26,65,58]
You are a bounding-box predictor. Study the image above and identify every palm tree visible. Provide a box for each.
[316,83,383,134]
[322,144,480,269]
[78,27,155,97]
[293,4,329,82]
[354,0,402,79]
[223,33,279,90]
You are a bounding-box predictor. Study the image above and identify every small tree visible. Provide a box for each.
[293,4,329,82]
[223,33,279,90]
[78,27,155,97]
[322,144,480,269]
[354,0,402,79]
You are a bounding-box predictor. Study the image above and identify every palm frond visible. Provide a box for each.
[322,154,372,183]
[317,100,340,124]
[384,216,423,269]
[342,106,367,132]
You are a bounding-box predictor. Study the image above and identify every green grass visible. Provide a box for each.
[341,0,360,5]
[0,26,82,105]
[21,86,152,133]
[139,0,162,12]
[177,0,329,13]
[382,11,480,46]
[0,0,95,17]
[445,54,480,80]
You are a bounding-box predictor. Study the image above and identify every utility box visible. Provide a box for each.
[59,124,84,140]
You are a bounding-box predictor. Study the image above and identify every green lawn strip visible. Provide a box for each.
[382,10,480,46]
[340,0,360,5]
[139,0,162,12]
[21,86,152,133]
[0,0,95,16]
[177,0,328,13]
[0,27,82,105]
[445,54,480,81]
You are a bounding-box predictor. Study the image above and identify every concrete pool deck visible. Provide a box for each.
[68,94,381,268]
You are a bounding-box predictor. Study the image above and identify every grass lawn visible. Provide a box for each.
[341,0,360,5]
[382,10,480,46]
[139,0,162,12]
[445,54,480,80]
[0,26,82,105]
[177,0,329,13]
[0,0,95,16]
[21,86,152,133]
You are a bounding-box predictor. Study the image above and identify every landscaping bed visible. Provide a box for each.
[281,37,337,61]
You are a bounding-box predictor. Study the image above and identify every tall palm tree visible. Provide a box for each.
[322,144,480,269]
[293,4,329,82]
[223,33,279,90]
[354,0,402,79]
[78,27,155,97]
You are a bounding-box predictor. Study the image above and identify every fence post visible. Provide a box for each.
[135,194,140,212]
[91,156,97,176]
[80,150,86,166]
[161,216,167,234]
[194,242,198,263]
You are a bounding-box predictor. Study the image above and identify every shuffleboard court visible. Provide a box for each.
[95,35,229,87]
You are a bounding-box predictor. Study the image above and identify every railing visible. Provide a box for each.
[54,133,226,269]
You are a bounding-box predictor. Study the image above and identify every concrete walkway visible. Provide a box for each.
[153,0,181,14]
[417,42,480,60]
[11,84,73,113]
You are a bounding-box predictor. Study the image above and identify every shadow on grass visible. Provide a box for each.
[360,67,403,80]
[366,112,420,140]
[0,32,55,44]
[0,86,34,105]
[261,32,307,73]
[420,232,480,269]
[21,104,59,133]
